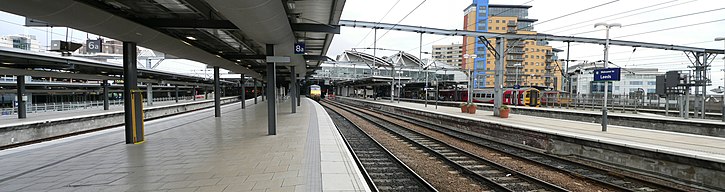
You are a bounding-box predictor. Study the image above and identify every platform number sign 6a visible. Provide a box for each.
[294,42,305,54]
[86,39,102,53]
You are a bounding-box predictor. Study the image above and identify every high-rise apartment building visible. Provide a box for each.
[463,2,563,90]
[431,43,463,67]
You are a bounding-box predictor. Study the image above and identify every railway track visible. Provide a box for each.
[335,100,696,192]
[325,100,567,192]
[322,105,437,192]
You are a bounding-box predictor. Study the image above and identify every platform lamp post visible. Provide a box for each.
[595,22,621,132]
[513,63,522,105]
[396,70,403,103]
[715,37,725,122]
[463,54,478,104]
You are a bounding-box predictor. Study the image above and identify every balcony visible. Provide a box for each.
[507,56,524,61]
[545,58,553,63]
[512,42,525,47]
[506,63,523,68]
[505,72,525,77]
[545,66,554,70]
[545,51,554,56]
[507,22,517,27]
[508,48,524,54]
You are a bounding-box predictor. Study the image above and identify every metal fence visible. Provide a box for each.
[0,96,196,116]
[539,93,723,115]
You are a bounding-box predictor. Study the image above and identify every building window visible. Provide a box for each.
[496,20,499,23]
[647,81,656,85]
[630,81,643,85]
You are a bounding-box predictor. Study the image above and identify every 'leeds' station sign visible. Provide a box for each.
[594,68,621,81]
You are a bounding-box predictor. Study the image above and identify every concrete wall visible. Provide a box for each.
[340,97,725,190]
[0,97,239,147]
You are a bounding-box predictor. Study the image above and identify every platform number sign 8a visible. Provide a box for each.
[294,42,305,54]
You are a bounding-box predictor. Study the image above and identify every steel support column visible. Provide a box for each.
[266,44,277,135]
[254,79,258,104]
[193,86,197,101]
[123,41,143,144]
[146,83,153,106]
[103,82,109,110]
[174,85,179,103]
[290,66,297,113]
[297,75,301,106]
[16,75,26,119]
[241,74,246,109]
[214,66,221,117]
[493,37,505,116]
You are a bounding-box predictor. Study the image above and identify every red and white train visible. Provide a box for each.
[439,88,541,106]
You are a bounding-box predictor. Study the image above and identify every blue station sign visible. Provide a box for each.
[594,68,621,81]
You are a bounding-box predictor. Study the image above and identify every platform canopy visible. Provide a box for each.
[0,0,345,82]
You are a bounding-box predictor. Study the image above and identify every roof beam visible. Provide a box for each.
[303,55,334,61]
[0,67,118,80]
[339,20,725,54]
[138,19,237,29]
[292,23,340,34]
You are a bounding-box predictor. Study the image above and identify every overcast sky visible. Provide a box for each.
[328,0,725,91]
[0,0,723,89]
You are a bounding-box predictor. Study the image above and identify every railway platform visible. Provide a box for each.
[338,96,725,189]
[0,98,369,192]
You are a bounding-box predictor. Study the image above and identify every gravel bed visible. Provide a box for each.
[324,103,490,192]
[355,106,616,192]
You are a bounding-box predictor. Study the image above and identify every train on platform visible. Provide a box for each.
[438,87,570,107]
[309,85,322,101]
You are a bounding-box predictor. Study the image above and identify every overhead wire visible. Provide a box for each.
[352,0,401,48]
[366,0,427,47]
[542,0,686,34]
[516,0,621,31]
[568,7,725,36]
[559,0,699,36]
[615,18,725,38]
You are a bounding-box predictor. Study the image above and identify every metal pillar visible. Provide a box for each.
[174,85,179,103]
[262,83,265,101]
[214,66,221,117]
[146,83,153,106]
[254,79,258,104]
[123,41,143,144]
[566,42,572,94]
[297,76,301,106]
[290,66,297,113]
[193,86,197,101]
[493,37,505,116]
[421,32,428,107]
[391,66,395,103]
[685,85,690,119]
[102,82,110,110]
[700,53,709,119]
[241,74,246,109]
[16,75,26,119]
[266,44,277,135]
